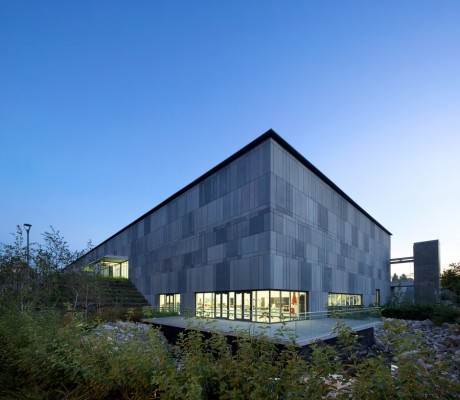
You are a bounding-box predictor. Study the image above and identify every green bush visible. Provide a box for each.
[142,306,180,319]
[381,303,460,324]
[0,308,171,399]
[0,306,459,399]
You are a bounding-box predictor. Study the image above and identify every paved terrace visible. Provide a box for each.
[144,309,382,346]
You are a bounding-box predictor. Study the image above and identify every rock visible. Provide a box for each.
[400,350,419,359]
[448,335,459,345]
[374,319,460,385]
[437,344,447,352]
[421,319,433,328]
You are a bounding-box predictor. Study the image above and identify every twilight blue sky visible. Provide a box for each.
[1,1,459,271]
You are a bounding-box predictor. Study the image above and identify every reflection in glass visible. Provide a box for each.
[229,292,235,320]
[159,293,181,313]
[195,290,308,323]
[215,293,222,318]
[270,291,281,323]
[243,292,251,320]
[235,292,242,319]
[203,292,214,317]
[328,293,362,307]
[221,293,228,318]
[253,290,270,322]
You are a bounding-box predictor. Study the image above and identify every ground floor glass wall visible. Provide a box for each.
[327,293,362,307]
[195,290,308,323]
[83,257,129,279]
[159,294,181,313]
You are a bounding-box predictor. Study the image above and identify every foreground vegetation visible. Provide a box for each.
[1,227,459,398]
[382,302,460,324]
[441,262,460,305]
[0,307,459,400]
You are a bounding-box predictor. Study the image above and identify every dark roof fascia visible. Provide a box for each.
[75,128,391,263]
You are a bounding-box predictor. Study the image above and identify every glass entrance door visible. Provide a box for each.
[235,291,251,320]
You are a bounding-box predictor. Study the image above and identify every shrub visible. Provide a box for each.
[0,308,171,399]
[381,303,459,324]
[1,306,459,399]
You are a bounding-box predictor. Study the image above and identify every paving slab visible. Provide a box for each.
[144,316,382,346]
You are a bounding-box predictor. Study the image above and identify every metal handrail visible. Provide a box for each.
[145,306,381,322]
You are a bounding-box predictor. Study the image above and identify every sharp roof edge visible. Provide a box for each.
[76,128,391,261]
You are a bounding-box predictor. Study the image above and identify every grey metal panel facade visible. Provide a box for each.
[76,134,391,312]
[268,142,391,310]
[414,240,440,304]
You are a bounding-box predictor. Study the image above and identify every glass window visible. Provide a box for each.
[299,292,307,318]
[215,293,222,318]
[212,292,229,319]
[194,290,308,323]
[328,293,362,307]
[229,292,235,320]
[290,292,299,317]
[159,293,180,313]
[203,292,214,318]
[221,293,228,319]
[196,293,204,316]
[281,291,291,320]
[253,290,270,322]
[235,292,242,319]
[243,292,251,320]
[270,290,281,323]
[83,258,129,279]
[174,294,181,310]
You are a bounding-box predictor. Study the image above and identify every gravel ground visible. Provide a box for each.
[372,319,460,382]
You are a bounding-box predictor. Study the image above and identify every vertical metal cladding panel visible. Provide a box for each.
[263,254,272,288]
[322,267,332,292]
[348,272,357,293]
[204,265,215,292]
[215,262,230,291]
[231,258,250,290]
[178,270,187,293]
[414,240,440,304]
[300,261,312,290]
[288,258,300,291]
[272,254,284,288]
[249,257,260,289]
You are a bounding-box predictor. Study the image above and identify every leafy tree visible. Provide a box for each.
[441,262,460,300]
[0,226,31,310]
[0,225,93,311]
[391,273,414,283]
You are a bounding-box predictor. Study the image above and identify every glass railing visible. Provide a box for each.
[143,306,382,342]
[142,305,181,318]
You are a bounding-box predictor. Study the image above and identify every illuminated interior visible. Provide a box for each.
[83,256,129,279]
[327,292,362,307]
[159,293,181,312]
[195,290,308,323]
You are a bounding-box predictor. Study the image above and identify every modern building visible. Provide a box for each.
[71,130,391,322]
